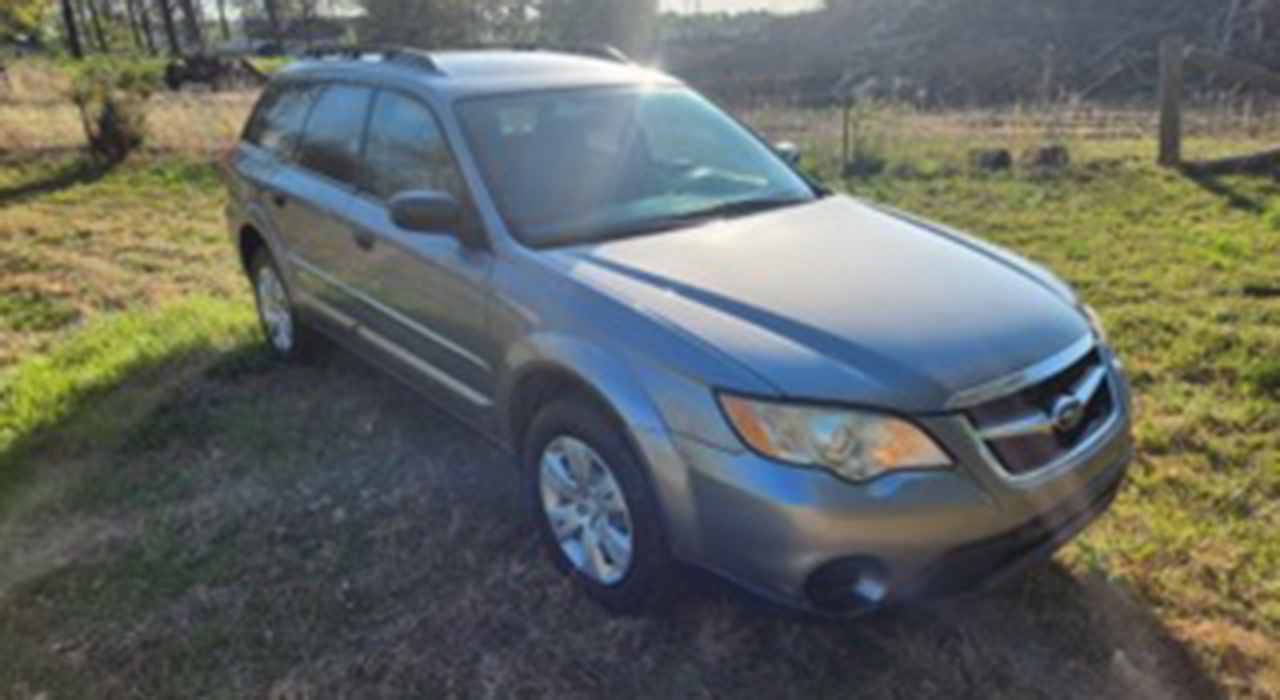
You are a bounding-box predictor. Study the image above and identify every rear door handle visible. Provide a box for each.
[354,229,376,251]
[272,193,288,208]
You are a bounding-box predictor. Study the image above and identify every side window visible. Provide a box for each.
[296,85,375,185]
[362,91,465,201]
[244,83,318,158]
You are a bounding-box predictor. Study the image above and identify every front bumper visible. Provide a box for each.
[636,359,1134,614]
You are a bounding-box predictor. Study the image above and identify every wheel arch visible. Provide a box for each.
[502,337,702,561]
[232,200,290,277]
[238,224,267,274]
[502,351,665,454]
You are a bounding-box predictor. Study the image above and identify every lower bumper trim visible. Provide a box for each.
[903,461,1127,600]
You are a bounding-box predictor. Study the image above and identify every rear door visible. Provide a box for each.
[341,89,497,422]
[232,80,318,261]
[273,84,376,328]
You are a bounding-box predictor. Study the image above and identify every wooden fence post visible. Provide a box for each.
[841,98,852,170]
[1159,35,1185,167]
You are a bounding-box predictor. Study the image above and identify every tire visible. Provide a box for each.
[249,247,317,362]
[522,395,678,614]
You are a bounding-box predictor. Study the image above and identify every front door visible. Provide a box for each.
[343,89,496,423]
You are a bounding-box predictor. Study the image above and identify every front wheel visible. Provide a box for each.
[523,396,678,614]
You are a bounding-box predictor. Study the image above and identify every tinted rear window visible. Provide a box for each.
[244,83,318,158]
[296,85,375,185]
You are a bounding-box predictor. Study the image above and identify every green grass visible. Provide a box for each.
[0,157,239,365]
[0,147,1277,698]
[846,166,1280,649]
[0,297,254,466]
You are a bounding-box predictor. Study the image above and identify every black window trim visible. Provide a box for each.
[352,86,491,249]
[242,79,321,163]
[353,86,477,209]
[292,80,378,193]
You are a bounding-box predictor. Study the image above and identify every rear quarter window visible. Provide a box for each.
[243,82,318,158]
[295,85,375,186]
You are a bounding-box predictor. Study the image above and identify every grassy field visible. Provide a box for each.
[1,87,1279,697]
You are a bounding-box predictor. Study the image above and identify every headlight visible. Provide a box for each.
[718,394,951,482]
[1083,304,1108,344]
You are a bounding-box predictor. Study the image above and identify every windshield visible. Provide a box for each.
[456,87,817,247]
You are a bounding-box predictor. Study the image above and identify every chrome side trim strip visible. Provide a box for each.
[357,326,493,407]
[289,254,491,371]
[307,296,492,408]
[307,293,359,329]
[946,334,1095,410]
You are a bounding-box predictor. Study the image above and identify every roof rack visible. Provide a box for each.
[303,45,441,74]
[505,42,632,64]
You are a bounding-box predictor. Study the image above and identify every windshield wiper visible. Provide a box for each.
[548,196,813,247]
[679,196,813,222]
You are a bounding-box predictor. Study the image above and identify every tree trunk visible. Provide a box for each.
[177,0,204,52]
[263,0,283,46]
[124,0,145,53]
[216,0,231,42]
[73,0,95,52]
[60,0,85,58]
[85,0,110,52]
[156,0,182,55]
[136,0,158,54]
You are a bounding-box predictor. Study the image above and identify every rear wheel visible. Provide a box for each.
[249,248,317,361]
[523,396,677,614]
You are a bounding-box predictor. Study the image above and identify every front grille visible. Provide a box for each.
[967,347,1116,476]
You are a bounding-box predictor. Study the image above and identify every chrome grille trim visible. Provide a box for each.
[946,334,1095,410]
[965,344,1118,477]
[977,363,1108,440]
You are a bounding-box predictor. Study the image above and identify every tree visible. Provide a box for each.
[155,0,180,54]
[215,0,230,41]
[176,0,202,50]
[85,0,111,51]
[59,0,84,56]
[1,0,50,39]
[262,0,282,44]
[540,0,659,56]
[360,0,476,48]
[134,0,156,53]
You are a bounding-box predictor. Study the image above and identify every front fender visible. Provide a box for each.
[498,332,668,444]
[497,333,746,560]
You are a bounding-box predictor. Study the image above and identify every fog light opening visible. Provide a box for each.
[805,557,893,612]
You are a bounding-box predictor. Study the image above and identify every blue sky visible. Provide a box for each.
[660,0,819,14]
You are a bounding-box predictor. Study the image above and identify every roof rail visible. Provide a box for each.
[303,45,441,74]
[506,42,632,64]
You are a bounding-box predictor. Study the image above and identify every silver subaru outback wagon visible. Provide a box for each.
[224,46,1133,615]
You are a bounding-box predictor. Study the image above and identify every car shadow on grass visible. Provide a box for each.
[0,343,1228,700]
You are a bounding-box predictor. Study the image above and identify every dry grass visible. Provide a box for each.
[0,158,240,366]
[0,93,256,158]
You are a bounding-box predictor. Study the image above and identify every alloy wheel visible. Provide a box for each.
[538,435,635,585]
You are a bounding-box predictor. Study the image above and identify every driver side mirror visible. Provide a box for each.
[388,190,481,247]
[775,141,802,166]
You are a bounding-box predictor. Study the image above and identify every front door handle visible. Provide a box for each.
[271,193,288,208]
[354,229,376,251]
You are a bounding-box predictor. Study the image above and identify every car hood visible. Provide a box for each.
[545,195,1090,412]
